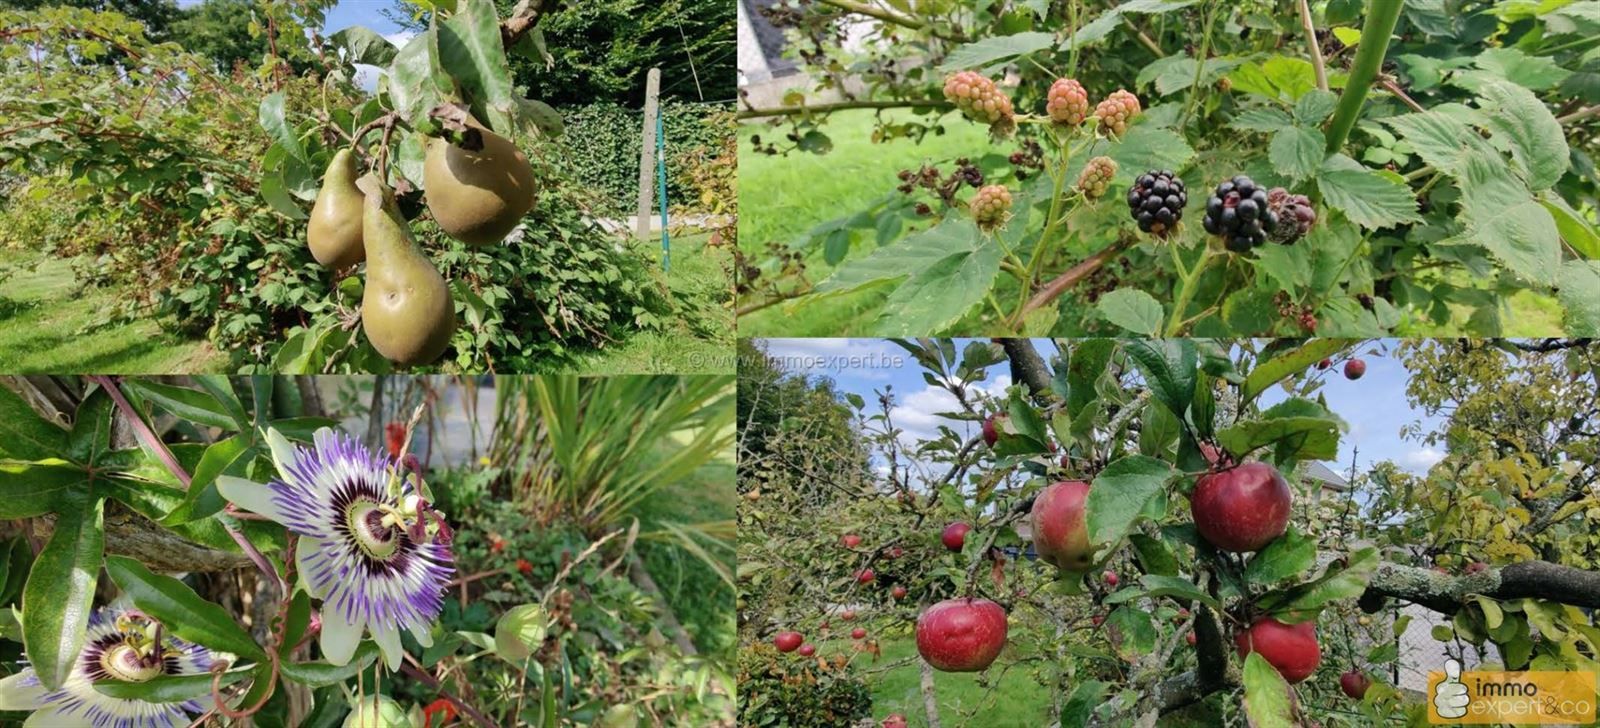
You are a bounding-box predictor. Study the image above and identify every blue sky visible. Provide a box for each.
[756,339,1447,477]
[175,0,407,38]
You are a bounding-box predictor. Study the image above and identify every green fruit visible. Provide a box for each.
[423,117,537,246]
[307,148,366,269]
[594,704,638,728]
[361,177,456,366]
[342,696,421,728]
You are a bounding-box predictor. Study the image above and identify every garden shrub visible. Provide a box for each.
[736,643,872,727]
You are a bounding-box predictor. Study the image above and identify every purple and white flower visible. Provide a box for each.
[0,607,214,727]
[218,427,453,671]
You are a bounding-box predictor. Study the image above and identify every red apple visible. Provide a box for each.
[1060,453,1071,469]
[891,585,908,600]
[886,546,905,559]
[773,631,803,653]
[1032,480,1094,572]
[798,643,816,657]
[1191,462,1292,552]
[842,609,856,621]
[856,569,875,584]
[1317,358,1332,370]
[983,413,1006,447]
[1340,669,1371,699]
[1344,359,1366,380]
[942,522,971,552]
[1102,571,1119,587]
[915,598,1008,672]
[1235,617,1321,684]
[852,628,867,639]
[1465,561,1489,575]
[1176,608,1191,622]
[841,534,863,549]
[1090,614,1105,627]
[1186,631,1197,646]
[882,715,908,728]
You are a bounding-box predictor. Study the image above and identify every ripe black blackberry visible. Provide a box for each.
[1202,175,1279,252]
[1126,170,1187,237]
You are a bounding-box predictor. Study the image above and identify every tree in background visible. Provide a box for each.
[0,0,179,38]
[169,0,318,74]
[737,338,874,508]
[393,0,735,106]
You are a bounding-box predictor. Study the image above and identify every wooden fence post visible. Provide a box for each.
[635,68,662,238]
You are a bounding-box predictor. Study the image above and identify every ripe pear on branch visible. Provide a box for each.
[422,105,537,246]
[356,174,456,367]
[307,148,366,269]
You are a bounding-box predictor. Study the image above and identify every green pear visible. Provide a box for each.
[360,176,455,366]
[423,116,537,246]
[307,148,366,269]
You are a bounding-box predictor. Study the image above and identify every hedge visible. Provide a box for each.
[554,101,731,217]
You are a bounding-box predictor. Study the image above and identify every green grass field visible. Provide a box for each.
[738,109,1566,337]
[0,256,222,373]
[0,232,733,374]
[561,231,734,375]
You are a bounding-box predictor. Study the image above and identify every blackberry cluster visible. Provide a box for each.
[1095,90,1141,137]
[1076,156,1117,200]
[943,71,1015,134]
[1202,176,1279,252]
[970,185,1013,230]
[1266,188,1316,243]
[1046,78,1090,126]
[1126,170,1187,237]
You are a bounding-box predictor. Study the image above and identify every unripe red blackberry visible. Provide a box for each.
[970,185,1013,230]
[1126,170,1186,237]
[1077,156,1118,200]
[1095,90,1141,137]
[1047,78,1090,126]
[1203,176,1279,253]
[943,71,1015,131]
[1266,188,1316,243]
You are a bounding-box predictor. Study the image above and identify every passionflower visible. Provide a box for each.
[218,427,453,671]
[0,607,215,726]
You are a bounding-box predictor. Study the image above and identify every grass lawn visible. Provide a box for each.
[828,634,1052,726]
[0,254,222,373]
[636,457,736,656]
[550,231,735,375]
[739,109,994,256]
[737,109,1567,338]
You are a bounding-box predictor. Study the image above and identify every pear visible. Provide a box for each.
[423,117,537,246]
[306,149,366,269]
[360,177,456,366]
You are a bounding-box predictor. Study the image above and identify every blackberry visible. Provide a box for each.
[1202,175,1279,252]
[1095,90,1141,137]
[1126,170,1187,237]
[1077,156,1117,200]
[1047,78,1090,126]
[1265,188,1316,244]
[943,71,1016,137]
[970,185,1013,231]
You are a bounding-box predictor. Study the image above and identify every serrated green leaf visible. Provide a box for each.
[1242,652,1295,727]
[1316,166,1423,230]
[1085,456,1174,549]
[940,32,1055,71]
[1557,261,1600,336]
[1096,289,1164,335]
[873,242,1002,336]
[1240,340,1349,403]
[1244,527,1317,584]
[1123,340,1197,420]
[1271,127,1326,180]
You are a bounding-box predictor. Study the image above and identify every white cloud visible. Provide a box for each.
[1400,447,1444,471]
